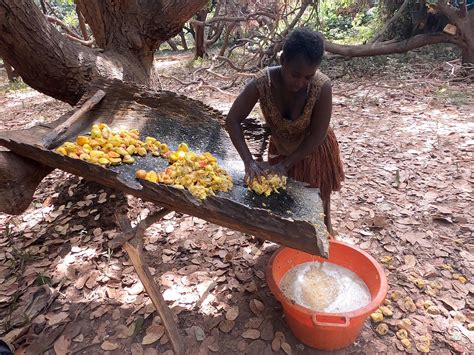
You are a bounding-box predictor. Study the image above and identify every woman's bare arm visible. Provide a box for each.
[225,80,268,181]
[225,80,259,164]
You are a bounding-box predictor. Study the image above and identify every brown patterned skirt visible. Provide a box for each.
[268,127,344,201]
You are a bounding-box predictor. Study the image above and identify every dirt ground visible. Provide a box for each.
[0,50,473,354]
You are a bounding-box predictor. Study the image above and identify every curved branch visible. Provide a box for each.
[275,0,313,35]
[191,11,276,26]
[46,15,94,46]
[205,68,254,80]
[215,55,256,72]
[206,22,224,46]
[260,2,312,66]
[45,15,79,38]
[325,33,464,58]
[63,33,95,46]
[370,0,411,43]
[160,74,202,86]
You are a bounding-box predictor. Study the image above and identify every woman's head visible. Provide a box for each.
[280,27,325,92]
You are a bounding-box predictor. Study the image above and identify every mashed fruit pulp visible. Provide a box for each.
[280,261,371,313]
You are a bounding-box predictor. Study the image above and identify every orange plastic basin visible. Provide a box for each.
[266,240,388,351]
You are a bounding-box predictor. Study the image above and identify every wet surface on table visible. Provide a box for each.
[52,102,324,225]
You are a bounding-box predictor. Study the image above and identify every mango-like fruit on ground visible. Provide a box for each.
[370,311,384,323]
[375,323,389,336]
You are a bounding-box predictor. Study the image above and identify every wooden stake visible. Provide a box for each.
[123,242,184,355]
[113,209,183,355]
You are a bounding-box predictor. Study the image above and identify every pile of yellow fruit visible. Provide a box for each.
[136,143,233,200]
[53,123,233,200]
[246,174,287,197]
[54,123,170,166]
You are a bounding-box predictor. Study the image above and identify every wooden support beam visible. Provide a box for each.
[109,208,172,249]
[114,210,183,355]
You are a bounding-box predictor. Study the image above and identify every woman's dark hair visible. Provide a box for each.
[282,27,325,65]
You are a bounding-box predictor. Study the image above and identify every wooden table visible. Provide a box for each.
[0,81,329,354]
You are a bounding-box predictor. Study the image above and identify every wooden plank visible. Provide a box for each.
[43,89,106,148]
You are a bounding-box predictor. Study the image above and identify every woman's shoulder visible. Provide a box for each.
[313,70,331,87]
[255,66,280,81]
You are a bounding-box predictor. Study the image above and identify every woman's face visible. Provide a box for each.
[281,54,319,93]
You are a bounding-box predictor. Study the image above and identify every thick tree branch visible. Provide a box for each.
[191,11,276,26]
[325,33,463,58]
[0,0,210,104]
[0,0,100,104]
[459,1,468,17]
[39,0,46,13]
[216,55,254,72]
[76,0,208,51]
[435,0,461,25]
[75,3,89,40]
[74,0,208,76]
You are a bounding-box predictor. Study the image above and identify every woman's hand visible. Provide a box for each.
[244,160,267,183]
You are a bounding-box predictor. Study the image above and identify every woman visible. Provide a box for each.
[225,27,344,235]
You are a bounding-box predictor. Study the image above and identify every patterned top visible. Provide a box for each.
[255,67,330,156]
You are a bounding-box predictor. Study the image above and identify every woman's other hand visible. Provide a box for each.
[268,162,288,177]
[245,160,267,183]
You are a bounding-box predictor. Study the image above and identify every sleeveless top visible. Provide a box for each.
[255,67,330,156]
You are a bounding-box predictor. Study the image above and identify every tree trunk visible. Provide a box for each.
[167,40,179,51]
[219,23,236,56]
[3,60,18,82]
[458,7,474,64]
[0,149,52,215]
[194,8,208,59]
[370,0,411,43]
[0,0,208,105]
[179,31,188,50]
[463,40,474,63]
